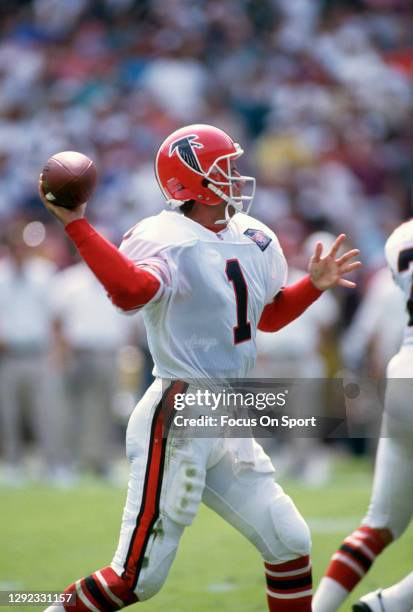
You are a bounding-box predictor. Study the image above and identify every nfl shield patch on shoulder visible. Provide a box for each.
[244,228,272,252]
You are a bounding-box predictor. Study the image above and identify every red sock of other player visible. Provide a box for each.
[313,525,390,611]
[265,555,312,611]
[325,526,388,590]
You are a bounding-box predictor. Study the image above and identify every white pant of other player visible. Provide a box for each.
[363,346,413,539]
[314,345,413,612]
[350,349,413,612]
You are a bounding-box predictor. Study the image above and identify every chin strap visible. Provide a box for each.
[213,201,243,225]
[207,183,243,224]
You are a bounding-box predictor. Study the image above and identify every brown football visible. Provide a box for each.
[41,151,97,209]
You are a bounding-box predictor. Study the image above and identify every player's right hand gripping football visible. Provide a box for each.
[38,174,87,226]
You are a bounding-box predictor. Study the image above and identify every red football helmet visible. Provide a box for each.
[155,124,255,217]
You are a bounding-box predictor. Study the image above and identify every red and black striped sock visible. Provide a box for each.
[62,566,138,611]
[265,555,312,611]
[325,526,388,592]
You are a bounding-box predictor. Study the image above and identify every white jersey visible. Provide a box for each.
[341,266,405,372]
[385,219,413,350]
[0,255,56,349]
[120,210,287,379]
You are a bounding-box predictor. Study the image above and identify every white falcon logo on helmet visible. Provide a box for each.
[169,134,204,175]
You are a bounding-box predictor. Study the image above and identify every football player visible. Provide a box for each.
[354,570,413,611]
[39,124,360,612]
[313,219,413,612]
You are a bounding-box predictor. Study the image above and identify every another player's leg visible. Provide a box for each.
[353,570,413,612]
[203,446,312,611]
[312,526,391,612]
[313,431,413,612]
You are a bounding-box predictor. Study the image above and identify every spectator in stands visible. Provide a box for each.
[0,223,60,485]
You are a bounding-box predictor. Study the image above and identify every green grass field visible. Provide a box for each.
[2,457,413,612]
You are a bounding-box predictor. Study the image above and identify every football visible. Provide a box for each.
[41,151,97,209]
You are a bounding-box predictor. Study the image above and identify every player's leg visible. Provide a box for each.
[313,430,413,612]
[44,516,185,612]
[314,363,413,612]
[45,381,167,611]
[45,380,207,611]
[354,570,413,612]
[203,445,312,611]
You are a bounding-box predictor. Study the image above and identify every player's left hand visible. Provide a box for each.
[308,233,361,291]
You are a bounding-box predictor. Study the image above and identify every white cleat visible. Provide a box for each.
[352,589,386,612]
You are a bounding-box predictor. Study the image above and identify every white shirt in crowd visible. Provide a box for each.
[0,255,55,349]
[51,262,132,350]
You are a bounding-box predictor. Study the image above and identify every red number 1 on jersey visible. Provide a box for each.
[225,259,252,344]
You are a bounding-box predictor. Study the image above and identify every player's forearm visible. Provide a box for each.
[65,219,161,310]
[258,275,322,332]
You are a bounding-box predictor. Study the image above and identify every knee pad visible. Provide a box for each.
[134,544,177,601]
[270,494,311,558]
[163,459,205,526]
[128,515,184,601]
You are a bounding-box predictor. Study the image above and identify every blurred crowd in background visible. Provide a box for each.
[0,0,412,486]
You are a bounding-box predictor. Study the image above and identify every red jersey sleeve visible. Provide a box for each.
[65,219,161,311]
[258,275,322,332]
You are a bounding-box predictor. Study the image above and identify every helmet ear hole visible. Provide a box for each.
[201,179,209,188]
[180,200,195,215]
